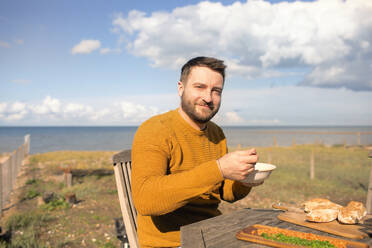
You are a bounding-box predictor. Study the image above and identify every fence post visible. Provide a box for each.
[273,136,278,147]
[357,132,361,146]
[16,146,21,175]
[20,144,24,172]
[310,149,315,180]
[24,134,30,156]
[9,152,14,192]
[292,137,296,147]
[64,168,73,188]
[12,150,17,190]
[3,158,9,205]
[367,151,372,214]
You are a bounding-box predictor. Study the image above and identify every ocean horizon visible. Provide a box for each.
[1,125,372,154]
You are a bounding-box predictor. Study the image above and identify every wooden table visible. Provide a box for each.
[180,209,372,248]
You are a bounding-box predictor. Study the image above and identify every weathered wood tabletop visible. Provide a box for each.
[180,209,372,248]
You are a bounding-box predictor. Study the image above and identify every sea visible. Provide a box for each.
[1,126,372,154]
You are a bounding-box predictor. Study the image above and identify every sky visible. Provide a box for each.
[1,0,372,126]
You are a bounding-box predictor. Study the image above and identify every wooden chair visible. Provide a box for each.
[113,150,139,248]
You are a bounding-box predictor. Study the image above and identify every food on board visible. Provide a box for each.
[303,198,343,213]
[338,201,367,224]
[302,198,367,224]
[306,208,339,223]
[255,225,347,248]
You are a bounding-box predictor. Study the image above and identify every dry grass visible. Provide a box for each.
[1,145,370,246]
[1,151,119,248]
[220,145,370,213]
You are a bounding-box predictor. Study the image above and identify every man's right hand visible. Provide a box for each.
[217,148,259,181]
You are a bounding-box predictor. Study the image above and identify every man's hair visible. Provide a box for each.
[180,56,226,83]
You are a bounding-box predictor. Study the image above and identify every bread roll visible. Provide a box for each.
[338,201,367,224]
[306,208,339,223]
[303,198,342,213]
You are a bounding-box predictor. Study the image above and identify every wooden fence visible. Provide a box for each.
[0,134,30,216]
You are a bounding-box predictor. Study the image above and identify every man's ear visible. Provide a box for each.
[177,81,184,97]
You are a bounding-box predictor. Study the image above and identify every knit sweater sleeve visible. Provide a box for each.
[220,179,252,202]
[131,119,224,216]
[217,141,252,202]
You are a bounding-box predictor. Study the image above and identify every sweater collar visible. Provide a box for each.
[174,108,208,136]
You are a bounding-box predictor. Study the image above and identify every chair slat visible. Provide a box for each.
[113,150,139,248]
[121,161,137,229]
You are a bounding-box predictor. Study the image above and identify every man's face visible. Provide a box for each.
[178,66,224,124]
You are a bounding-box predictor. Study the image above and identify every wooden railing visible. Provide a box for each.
[0,134,30,216]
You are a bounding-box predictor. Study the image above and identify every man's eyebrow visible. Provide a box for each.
[191,82,206,85]
[213,86,223,91]
[191,82,222,88]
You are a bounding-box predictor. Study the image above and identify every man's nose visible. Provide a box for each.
[202,90,212,103]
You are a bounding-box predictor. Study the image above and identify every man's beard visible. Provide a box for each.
[181,94,220,124]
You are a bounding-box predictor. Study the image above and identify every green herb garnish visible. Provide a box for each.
[261,233,336,248]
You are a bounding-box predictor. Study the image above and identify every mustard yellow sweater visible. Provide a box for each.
[131,109,252,248]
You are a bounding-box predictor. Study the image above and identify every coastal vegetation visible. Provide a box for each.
[0,145,370,247]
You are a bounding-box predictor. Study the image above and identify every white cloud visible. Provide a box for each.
[0,96,163,125]
[100,48,111,54]
[30,96,61,115]
[1,86,371,125]
[90,108,111,120]
[100,47,122,54]
[361,41,370,50]
[10,102,26,112]
[0,103,7,113]
[247,119,280,125]
[0,103,7,119]
[119,101,159,122]
[0,40,10,48]
[71,40,101,54]
[215,110,281,125]
[63,103,94,118]
[224,111,245,124]
[217,85,372,125]
[1,102,28,121]
[113,0,372,91]
[300,59,372,91]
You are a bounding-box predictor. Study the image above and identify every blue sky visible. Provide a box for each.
[1,0,372,126]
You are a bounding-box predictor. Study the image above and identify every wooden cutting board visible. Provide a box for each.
[236,224,368,248]
[278,211,369,239]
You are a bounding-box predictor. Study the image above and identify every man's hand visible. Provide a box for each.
[217,148,259,181]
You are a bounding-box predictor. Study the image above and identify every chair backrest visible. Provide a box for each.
[113,149,139,248]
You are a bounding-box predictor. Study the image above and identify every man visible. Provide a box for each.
[131,56,261,248]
